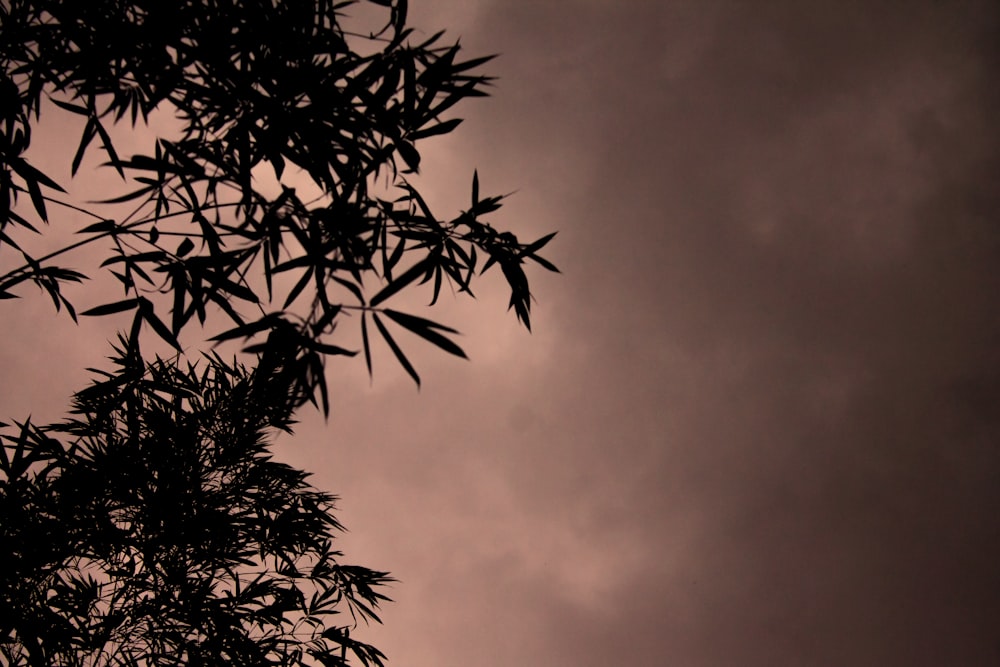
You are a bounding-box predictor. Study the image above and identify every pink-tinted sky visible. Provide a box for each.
[3,1,1000,665]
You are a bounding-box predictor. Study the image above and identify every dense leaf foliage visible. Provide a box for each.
[1,343,393,666]
[0,0,557,406]
[0,0,556,664]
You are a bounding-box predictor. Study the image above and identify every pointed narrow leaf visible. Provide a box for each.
[381,309,458,333]
[361,311,373,378]
[100,251,166,267]
[77,219,118,234]
[93,115,125,178]
[96,184,156,204]
[398,182,438,225]
[25,178,48,223]
[408,118,463,141]
[383,309,466,358]
[81,298,139,316]
[332,275,365,303]
[8,155,66,192]
[368,256,432,307]
[49,98,89,115]
[373,313,420,386]
[313,303,342,335]
[452,53,498,74]
[384,236,406,278]
[205,273,259,303]
[522,231,557,256]
[139,299,181,350]
[317,360,331,417]
[429,264,442,306]
[528,253,560,272]
[283,267,314,309]
[209,315,283,343]
[395,141,421,172]
[70,118,97,177]
[306,340,358,357]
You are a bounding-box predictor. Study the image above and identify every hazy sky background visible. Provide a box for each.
[3,1,1000,665]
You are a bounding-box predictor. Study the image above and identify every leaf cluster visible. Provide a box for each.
[0,0,558,410]
[1,346,393,666]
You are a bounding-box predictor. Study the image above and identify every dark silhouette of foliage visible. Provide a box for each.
[0,0,556,664]
[0,0,557,405]
[2,342,392,666]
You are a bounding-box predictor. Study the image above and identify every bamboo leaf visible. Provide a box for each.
[70,117,97,177]
[283,267,314,309]
[373,313,419,386]
[408,117,463,141]
[382,309,466,358]
[95,184,156,204]
[368,256,432,307]
[81,299,139,317]
[361,311,373,378]
[522,231,558,256]
[76,219,118,235]
[139,298,181,350]
[384,235,406,279]
[8,155,66,192]
[305,339,357,357]
[395,140,421,172]
[210,314,284,343]
[175,237,195,257]
[93,115,125,178]
[527,253,560,273]
[49,98,89,115]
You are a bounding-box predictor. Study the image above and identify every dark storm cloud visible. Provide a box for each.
[403,1,1000,665]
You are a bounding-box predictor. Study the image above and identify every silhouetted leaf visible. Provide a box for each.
[8,154,65,192]
[408,117,463,140]
[176,237,194,257]
[95,184,156,204]
[70,117,97,177]
[139,297,181,350]
[522,231,558,256]
[395,140,420,172]
[81,298,139,317]
[368,256,432,307]
[49,98,88,116]
[361,311,373,378]
[305,339,357,357]
[382,309,466,358]
[209,314,285,343]
[372,313,419,386]
[204,272,259,304]
[76,219,118,234]
[528,253,560,273]
[283,266,314,309]
[92,115,125,178]
[384,235,406,280]
[100,251,166,268]
[452,53,497,74]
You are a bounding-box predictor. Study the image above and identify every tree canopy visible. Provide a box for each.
[0,0,556,664]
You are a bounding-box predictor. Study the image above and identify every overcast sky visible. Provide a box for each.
[3,1,1000,665]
